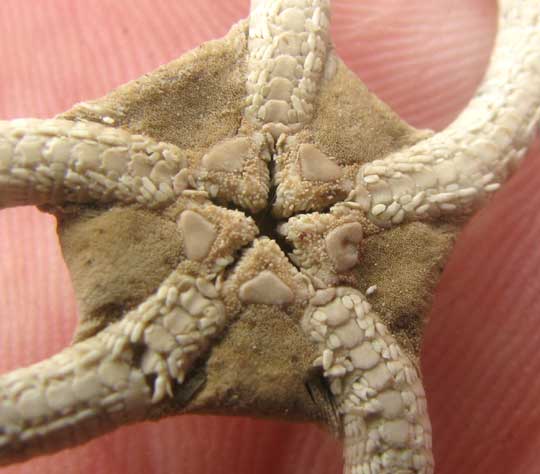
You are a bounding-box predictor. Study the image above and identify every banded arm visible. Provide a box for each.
[0,270,228,465]
[245,0,332,137]
[351,0,540,225]
[303,288,433,474]
[0,119,189,209]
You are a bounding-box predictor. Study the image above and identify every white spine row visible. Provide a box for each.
[0,119,189,209]
[351,0,540,225]
[303,288,433,474]
[0,272,225,465]
[246,0,331,136]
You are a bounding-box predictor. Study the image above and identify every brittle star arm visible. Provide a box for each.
[350,0,540,225]
[0,119,189,209]
[302,288,433,474]
[0,187,259,464]
[0,118,259,463]
[0,269,231,465]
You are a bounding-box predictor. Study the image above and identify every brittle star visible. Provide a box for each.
[1,1,539,473]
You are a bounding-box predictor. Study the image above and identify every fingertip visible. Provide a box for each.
[331,0,497,129]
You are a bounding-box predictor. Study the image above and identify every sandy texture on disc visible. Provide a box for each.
[181,304,324,423]
[356,221,458,359]
[60,22,248,153]
[58,207,183,341]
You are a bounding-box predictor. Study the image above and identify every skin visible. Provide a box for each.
[0,0,539,473]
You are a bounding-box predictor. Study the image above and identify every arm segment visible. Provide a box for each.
[351,0,540,225]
